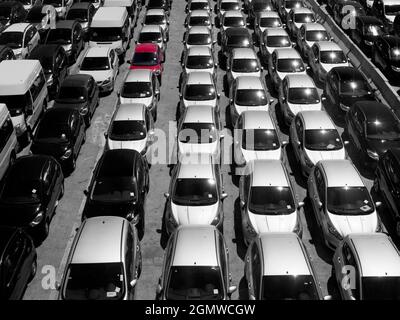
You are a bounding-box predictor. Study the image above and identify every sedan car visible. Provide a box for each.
[297,23,330,59]
[0,23,39,59]
[226,48,262,86]
[156,225,236,300]
[31,108,86,173]
[82,149,149,239]
[129,43,164,84]
[286,7,316,38]
[54,74,99,127]
[216,0,242,22]
[0,155,64,243]
[143,9,169,37]
[350,16,385,55]
[254,11,284,44]
[289,111,347,176]
[182,26,214,51]
[184,10,213,30]
[219,10,247,34]
[308,159,382,249]
[65,2,97,41]
[259,28,292,64]
[371,35,400,81]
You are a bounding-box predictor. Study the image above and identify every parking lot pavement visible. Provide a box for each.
[23,0,380,300]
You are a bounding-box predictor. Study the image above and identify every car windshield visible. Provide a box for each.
[232,59,260,72]
[320,51,347,64]
[89,28,122,42]
[262,275,320,300]
[189,16,210,26]
[81,57,110,70]
[327,187,374,215]
[288,87,320,104]
[43,0,63,7]
[227,35,251,47]
[260,17,282,28]
[235,89,267,106]
[36,121,71,141]
[190,3,209,10]
[144,15,166,24]
[63,263,125,300]
[58,86,87,102]
[187,33,211,45]
[0,32,23,48]
[340,80,370,95]
[277,58,305,72]
[26,10,46,23]
[186,56,213,69]
[179,122,217,143]
[121,82,152,98]
[109,120,147,141]
[0,7,11,19]
[224,17,245,27]
[184,84,216,100]
[266,35,291,47]
[306,30,329,41]
[139,32,162,43]
[0,177,42,204]
[132,52,158,66]
[221,3,240,11]
[362,277,400,300]
[0,94,30,115]
[47,29,71,44]
[253,3,271,12]
[172,178,218,205]
[285,0,303,9]
[242,129,280,151]
[91,177,136,202]
[294,13,315,23]
[249,186,295,215]
[167,266,223,300]
[367,118,400,140]
[385,4,400,15]
[364,24,384,36]
[66,9,88,22]
[304,129,343,151]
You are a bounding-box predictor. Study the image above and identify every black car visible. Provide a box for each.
[333,0,366,30]
[350,16,386,54]
[372,35,400,82]
[221,27,253,58]
[82,149,149,238]
[28,44,69,99]
[30,108,86,172]
[345,101,400,171]
[0,155,64,243]
[0,227,37,300]
[323,66,376,112]
[66,3,97,41]
[44,20,84,65]
[54,74,99,127]
[249,0,273,22]
[146,0,170,14]
[0,45,15,61]
[24,5,52,39]
[0,1,27,27]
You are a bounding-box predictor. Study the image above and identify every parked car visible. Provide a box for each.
[66,2,97,41]
[297,23,330,59]
[219,10,247,33]
[216,0,241,22]
[0,23,40,59]
[136,25,167,54]
[350,16,385,55]
[221,27,253,58]
[24,5,54,39]
[182,26,213,51]
[184,10,212,30]
[259,28,292,64]
[226,47,262,86]
[143,8,169,37]
[369,0,400,33]
[371,35,400,81]
[181,46,217,83]
[254,11,284,44]
[286,7,316,38]
[0,1,27,27]
[129,43,164,84]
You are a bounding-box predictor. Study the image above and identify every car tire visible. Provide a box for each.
[28,256,37,283]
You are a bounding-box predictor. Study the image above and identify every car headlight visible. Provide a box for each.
[327,221,343,240]
[61,149,72,160]
[80,106,89,116]
[30,211,44,227]
[367,149,379,160]
[364,40,374,46]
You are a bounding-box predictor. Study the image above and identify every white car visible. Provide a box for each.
[227,47,262,85]
[278,74,322,127]
[136,25,167,53]
[185,0,211,13]
[177,105,222,161]
[0,23,40,59]
[286,7,316,38]
[184,10,213,30]
[308,41,349,84]
[78,47,119,93]
[308,159,383,249]
[259,28,292,63]
[220,10,247,32]
[181,46,217,80]
[105,103,155,161]
[254,11,284,44]
[297,23,330,58]
[229,76,270,125]
[289,110,347,176]
[278,0,305,23]
[239,160,303,246]
[233,110,286,168]
[143,9,170,37]
[182,26,214,51]
[217,0,242,21]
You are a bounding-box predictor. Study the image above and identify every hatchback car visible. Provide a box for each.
[65,2,96,40]
[221,27,253,58]
[82,149,149,238]
[220,10,247,33]
[308,160,382,249]
[54,74,99,127]
[184,10,212,30]
[181,46,217,82]
[0,155,64,243]
[0,23,39,59]
[289,111,347,176]
[286,7,316,38]
[129,43,164,84]
[350,16,385,55]
[333,233,400,300]
[240,160,303,245]
[259,28,292,64]
[163,158,227,236]
[226,47,262,86]
[143,9,169,36]
[0,227,37,300]
[156,225,236,300]
[371,35,400,81]
[216,0,242,22]
[297,23,330,59]
[59,216,141,300]
[78,46,119,93]
[182,26,214,51]
[245,233,324,300]
[0,1,27,27]
[254,11,284,44]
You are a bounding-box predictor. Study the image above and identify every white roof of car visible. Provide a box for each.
[183,105,214,123]
[242,110,275,129]
[103,0,134,7]
[236,76,264,90]
[146,8,166,15]
[319,160,364,188]
[190,9,210,17]
[315,41,343,51]
[223,10,244,18]
[258,11,280,18]
[291,7,314,14]
[285,74,316,88]
[250,160,289,187]
[188,26,210,34]
[275,48,302,59]
[140,25,162,33]
[177,160,214,179]
[265,27,289,37]
[188,46,212,56]
[124,69,152,82]
[300,111,336,130]
[84,46,111,58]
[114,103,146,121]
[187,71,213,84]
[3,23,31,33]
[91,7,128,28]
[303,22,326,31]
[232,48,257,59]
[0,60,42,95]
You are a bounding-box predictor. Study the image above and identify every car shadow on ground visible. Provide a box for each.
[238,276,249,300]
[323,99,346,128]
[158,201,169,250]
[232,197,247,261]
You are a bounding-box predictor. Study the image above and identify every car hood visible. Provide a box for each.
[234,103,269,115]
[107,138,147,153]
[248,210,297,233]
[328,211,378,236]
[304,148,346,165]
[367,139,400,157]
[31,139,70,158]
[171,202,219,225]
[78,70,112,82]
[287,102,322,115]
[183,98,217,108]
[241,148,282,162]
[231,70,261,79]
[178,141,218,159]
[0,202,42,227]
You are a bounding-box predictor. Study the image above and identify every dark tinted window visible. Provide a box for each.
[232,59,260,72]
[304,129,343,151]
[362,276,400,300]
[184,84,216,100]
[288,87,320,104]
[121,82,152,98]
[186,56,213,69]
[277,58,305,72]
[172,178,218,206]
[242,129,279,151]
[319,50,347,64]
[262,275,319,300]
[187,33,211,45]
[179,122,217,143]
[132,52,158,66]
[248,186,295,215]
[327,187,374,215]
[235,89,267,106]
[109,120,146,141]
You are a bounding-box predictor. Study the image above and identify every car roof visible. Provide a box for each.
[188,26,210,34]
[29,44,62,59]
[70,2,92,9]
[319,160,364,187]
[0,60,42,95]
[291,7,313,14]
[183,105,214,123]
[223,10,243,17]
[145,8,165,15]
[187,71,213,84]
[259,233,311,276]
[303,22,326,31]
[300,111,335,130]
[55,20,77,29]
[189,9,210,16]
[91,7,127,27]
[124,69,152,82]
[71,216,127,264]
[274,48,301,59]
[177,160,214,179]
[349,233,400,277]
[6,155,49,183]
[114,103,146,121]
[172,226,219,267]
[242,110,275,129]
[85,46,111,57]
[232,48,256,59]
[258,11,280,18]
[265,27,289,36]
[134,43,158,52]
[236,76,263,89]
[353,101,396,120]
[250,160,289,187]
[61,74,92,87]
[315,41,342,51]
[97,149,140,178]
[285,74,315,88]
[188,46,211,56]
[140,24,162,33]
[3,23,30,33]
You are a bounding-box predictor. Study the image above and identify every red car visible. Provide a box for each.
[129,43,164,84]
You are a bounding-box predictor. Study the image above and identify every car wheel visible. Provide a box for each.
[28,256,37,283]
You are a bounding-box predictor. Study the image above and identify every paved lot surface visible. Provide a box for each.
[22,0,396,300]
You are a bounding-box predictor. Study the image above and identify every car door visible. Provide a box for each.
[109,49,118,80]
[336,242,360,300]
[291,115,303,162]
[22,28,33,58]
[383,154,400,218]
[308,166,324,227]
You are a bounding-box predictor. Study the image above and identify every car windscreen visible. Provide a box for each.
[144,15,166,24]
[232,58,260,72]
[66,9,88,22]
[166,266,223,300]
[0,176,42,204]
[109,120,146,141]
[249,186,295,215]
[235,89,267,106]
[306,30,329,42]
[259,17,282,28]
[179,122,217,143]
[121,81,152,98]
[262,275,319,300]
[277,58,305,72]
[223,17,245,27]
[36,121,71,141]
[221,3,240,11]
[362,276,400,300]
[304,129,343,151]
[46,29,71,44]
[91,177,136,202]
[63,263,125,300]
[266,35,291,47]
[327,187,374,215]
[288,87,320,104]
[89,27,122,42]
[285,0,303,9]
[187,33,211,45]
[227,35,251,47]
[184,84,216,100]
[242,129,279,151]
[81,57,110,70]
[186,55,213,69]
[294,13,315,23]
[367,117,400,140]
[43,0,63,7]
[132,52,158,66]
[319,50,347,64]
[190,3,209,10]
[0,32,23,48]
[172,178,218,206]
[189,16,211,26]
[340,80,371,95]
[138,32,162,43]
[58,86,87,102]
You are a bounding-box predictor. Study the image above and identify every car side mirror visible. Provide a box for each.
[181,63,185,67]
[55,281,61,291]
[130,279,138,288]
[240,200,246,208]
[104,132,108,138]
[269,98,274,104]
[375,201,382,208]
[83,189,89,196]
[126,60,131,64]
[321,95,327,101]
[344,140,349,145]
[221,192,228,200]
[217,93,221,99]
[228,285,237,295]
[134,40,138,44]
[260,66,264,71]
[306,66,311,70]
[298,201,305,208]
[164,192,170,199]
[156,283,163,294]
[229,98,233,103]
[155,89,160,95]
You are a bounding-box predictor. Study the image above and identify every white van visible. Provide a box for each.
[89,7,132,57]
[0,60,48,143]
[103,0,139,27]
[0,104,18,181]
